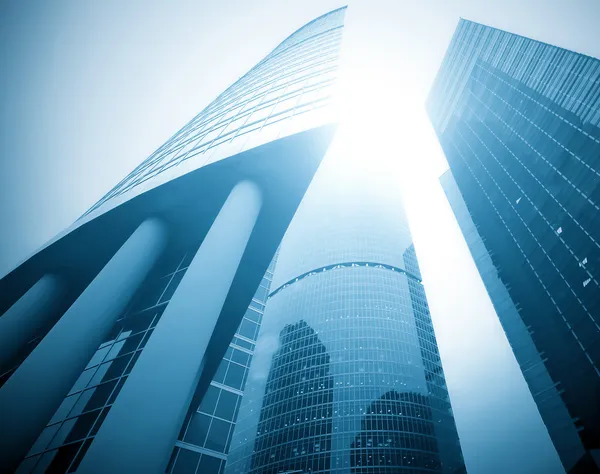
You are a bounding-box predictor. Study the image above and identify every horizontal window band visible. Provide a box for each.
[269,261,422,299]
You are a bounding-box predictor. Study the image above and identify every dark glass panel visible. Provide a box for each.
[215,390,238,421]
[184,413,211,447]
[198,385,220,415]
[172,448,200,474]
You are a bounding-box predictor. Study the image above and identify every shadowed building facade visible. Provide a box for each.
[429,19,600,473]
[0,8,346,473]
[350,391,440,473]
[250,320,334,473]
[225,152,466,474]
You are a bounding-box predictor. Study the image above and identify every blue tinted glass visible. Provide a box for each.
[205,419,231,453]
[215,390,238,421]
[198,385,219,415]
[184,413,211,447]
[172,448,200,474]
[224,363,245,390]
[198,454,222,474]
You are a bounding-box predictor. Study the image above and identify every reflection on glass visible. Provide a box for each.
[250,320,333,473]
[226,152,465,474]
[351,391,440,473]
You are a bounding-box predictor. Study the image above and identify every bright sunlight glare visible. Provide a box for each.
[323,39,444,208]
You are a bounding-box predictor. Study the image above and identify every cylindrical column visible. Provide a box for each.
[0,274,62,374]
[78,180,262,474]
[0,218,167,473]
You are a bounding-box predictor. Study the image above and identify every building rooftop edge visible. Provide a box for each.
[456,17,600,62]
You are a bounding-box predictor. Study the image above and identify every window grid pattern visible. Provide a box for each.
[17,248,277,474]
[226,263,465,474]
[432,43,600,470]
[16,250,192,474]
[428,19,600,134]
[166,257,277,474]
[440,170,586,469]
[83,7,347,218]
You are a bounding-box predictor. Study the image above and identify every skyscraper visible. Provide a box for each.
[428,19,600,473]
[225,150,466,473]
[166,254,278,473]
[0,8,345,473]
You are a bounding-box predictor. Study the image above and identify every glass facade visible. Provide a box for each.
[428,19,600,134]
[12,7,347,473]
[15,247,275,474]
[226,160,465,474]
[166,257,278,474]
[83,7,347,219]
[430,19,600,473]
[16,247,191,473]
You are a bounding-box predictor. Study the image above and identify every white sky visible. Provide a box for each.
[1,1,599,472]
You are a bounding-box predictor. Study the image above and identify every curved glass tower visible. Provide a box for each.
[0,8,345,474]
[82,6,347,221]
[430,19,600,473]
[226,155,466,474]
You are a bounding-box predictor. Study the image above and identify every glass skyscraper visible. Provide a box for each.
[82,7,347,220]
[226,153,466,473]
[0,6,467,474]
[429,19,600,474]
[166,255,278,473]
[0,8,344,473]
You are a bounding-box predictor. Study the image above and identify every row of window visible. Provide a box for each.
[85,11,345,215]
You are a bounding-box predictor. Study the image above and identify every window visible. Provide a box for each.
[224,363,246,390]
[172,448,200,474]
[245,308,261,323]
[159,270,186,303]
[215,390,239,421]
[231,349,250,366]
[205,418,231,452]
[254,285,269,301]
[198,385,219,415]
[184,413,211,447]
[239,319,258,340]
[213,362,227,384]
[198,454,222,473]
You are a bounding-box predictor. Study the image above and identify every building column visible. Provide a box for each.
[0,274,62,374]
[78,180,262,474]
[0,217,167,473]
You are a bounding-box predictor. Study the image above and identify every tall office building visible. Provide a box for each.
[0,8,346,473]
[428,19,600,473]
[165,254,278,473]
[225,151,466,473]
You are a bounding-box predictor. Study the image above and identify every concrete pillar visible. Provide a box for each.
[0,274,62,374]
[78,180,262,474]
[0,218,167,473]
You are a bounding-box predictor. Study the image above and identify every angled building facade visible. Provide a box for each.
[429,19,600,473]
[165,254,278,474]
[0,8,346,473]
[226,154,466,474]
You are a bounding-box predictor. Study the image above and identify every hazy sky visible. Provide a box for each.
[2,1,600,473]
